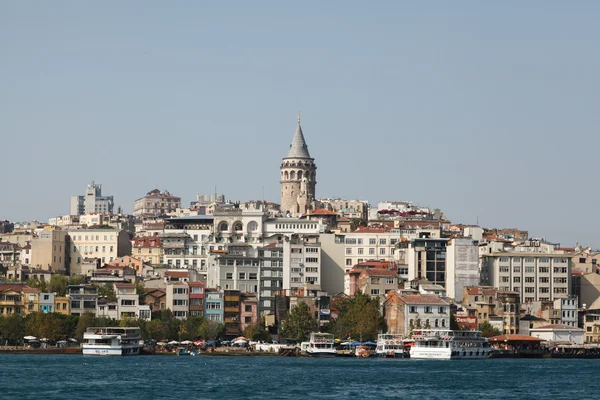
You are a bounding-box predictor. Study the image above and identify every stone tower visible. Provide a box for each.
[280,114,317,216]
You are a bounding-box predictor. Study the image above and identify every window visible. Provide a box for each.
[379,238,386,245]
[439,307,446,314]
[239,272,246,280]
[385,278,395,285]
[306,257,319,263]
[245,305,252,312]
[358,248,364,255]
[525,277,535,283]
[513,266,521,273]
[345,248,352,255]
[369,248,375,255]
[249,273,257,280]
[525,266,534,273]
[513,277,521,283]
[539,277,549,283]
[174,288,187,295]
[424,306,432,313]
[369,238,376,245]
[409,306,417,313]
[174,300,187,306]
[371,289,380,295]
[525,287,535,293]
[346,259,352,266]
[379,248,386,255]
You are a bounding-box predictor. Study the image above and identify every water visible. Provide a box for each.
[0,354,598,399]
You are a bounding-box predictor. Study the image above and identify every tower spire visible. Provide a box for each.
[298,110,301,124]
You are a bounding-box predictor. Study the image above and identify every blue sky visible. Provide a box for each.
[1,1,599,246]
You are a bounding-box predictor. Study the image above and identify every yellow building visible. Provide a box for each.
[0,283,39,316]
[54,296,70,315]
[132,236,163,265]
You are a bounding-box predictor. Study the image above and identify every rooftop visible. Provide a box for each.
[285,118,311,159]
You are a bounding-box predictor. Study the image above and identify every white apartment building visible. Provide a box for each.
[282,234,322,292]
[133,189,181,217]
[481,253,571,303]
[115,283,138,319]
[68,229,131,274]
[70,181,114,216]
[445,238,480,300]
[206,244,260,293]
[165,282,189,319]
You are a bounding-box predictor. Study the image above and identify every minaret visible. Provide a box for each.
[280,113,317,216]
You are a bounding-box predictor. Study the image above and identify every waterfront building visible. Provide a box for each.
[206,245,259,295]
[462,286,520,334]
[165,282,188,319]
[345,261,398,297]
[0,283,39,316]
[224,289,241,337]
[481,252,571,302]
[133,189,181,218]
[529,324,584,345]
[204,289,224,322]
[68,229,132,274]
[54,296,70,315]
[397,237,449,288]
[162,216,213,274]
[188,281,205,317]
[240,292,258,333]
[67,285,99,316]
[280,114,317,217]
[70,181,114,216]
[39,292,55,313]
[385,293,450,336]
[114,282,139,319]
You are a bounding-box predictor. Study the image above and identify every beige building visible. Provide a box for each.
[132,236,163,265]
[481,253,571,303]
[68,229,131,275]
[133,189,181,217]
[280,114,317,217]
[166,282,189,319]
[463,286,520,334]
[385,293,450,336]
[31,226,68,272]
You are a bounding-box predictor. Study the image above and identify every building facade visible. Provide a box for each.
[133,189,182,217]
[70,181,114,216]
[68,229,132,275]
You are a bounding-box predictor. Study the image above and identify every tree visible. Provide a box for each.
[0,314,26,345]
[198,320,225,341]
[350,218,368,232]
[26,278,48,292]
[478,321,502,338]
[24,312,66,340]
[135,281,146,304]
[97,284,117,302]
[74,313,96,340]
[280,302,318,341]
[48,275,69,296]
[328,292,384,341]
[450,312,460,330]
[244,319,271,342]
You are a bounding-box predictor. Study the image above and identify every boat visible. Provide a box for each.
[306,332,336,357]
[82,327,143,356]
[375,333,406,358]
[177,347,190,356]
[409,329,491,360]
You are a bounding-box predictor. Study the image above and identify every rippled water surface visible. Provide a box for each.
[0,354,598,399]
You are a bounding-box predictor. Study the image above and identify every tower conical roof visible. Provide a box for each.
[286,118,311,159]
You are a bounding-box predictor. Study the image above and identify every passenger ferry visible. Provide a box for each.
[409,329,491,360]
[306,332,336,357]
[82,327,143,356]
[375,333,406,358]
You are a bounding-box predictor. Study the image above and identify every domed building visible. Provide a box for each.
[280,114,317,216]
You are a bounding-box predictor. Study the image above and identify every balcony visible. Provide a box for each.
[225,307,239,313]
[224,296,240,302]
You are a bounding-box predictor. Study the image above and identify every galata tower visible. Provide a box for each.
[280,113,317,216]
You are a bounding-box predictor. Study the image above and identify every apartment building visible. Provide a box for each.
[258,244,283,317]
[204,289,224,322]
[162,216,213,273]
[188,281,205,317]
[30,226,68,272]
[68,229,131,274]
[481,253,571,302]
[347,268,398,300]
[114,283,138,319]
[385,293,450,336]
[398,237,449,288]
[67,285,98,316]
[0,283,39,316]
[70,181,114,216]
[283,234,322,292]
[206,244,260,294]
[240,293,258,332]
[133,189,181,217]
[462,286,520,334]
[224,289,241,337]
[165,282,188,319]
[445,238,479,300]
[132,236,163,265]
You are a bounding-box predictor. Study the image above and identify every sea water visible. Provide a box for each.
[0,354,598,399]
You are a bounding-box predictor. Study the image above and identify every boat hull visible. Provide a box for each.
[82,345,142,356]
[306,350,337,357]
[410,347,489,360]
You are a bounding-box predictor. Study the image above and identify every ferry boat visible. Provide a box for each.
[306,332,336,357]
[375,333,406,358]
[409,329,491,360]
[82,327,143,356]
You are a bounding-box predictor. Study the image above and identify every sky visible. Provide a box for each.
[1,1,599,246]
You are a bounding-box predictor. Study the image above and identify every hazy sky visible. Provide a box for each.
[2,1,599,246]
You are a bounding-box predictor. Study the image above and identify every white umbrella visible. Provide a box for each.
[233,339,247,345]
[168,340,179,345]
[23,336,37,340]
[180,340,193,345]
